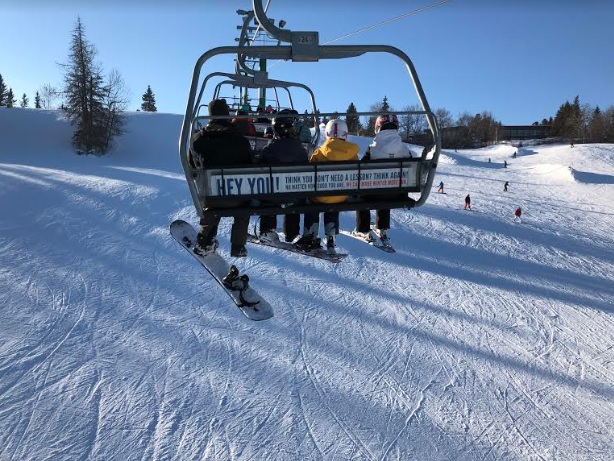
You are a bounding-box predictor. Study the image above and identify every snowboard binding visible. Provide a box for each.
[222,265,249,290]
[222,265,259,308]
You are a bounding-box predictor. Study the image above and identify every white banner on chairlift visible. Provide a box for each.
[207,165,417,197]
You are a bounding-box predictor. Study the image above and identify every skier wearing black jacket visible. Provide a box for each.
[190,98,253,257]
[258,109,309,243]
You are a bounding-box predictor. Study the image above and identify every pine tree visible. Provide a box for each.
[588,106,606,142]
[364,97,389,136]
[6,88,16,108]
[62,17,108,154]
[381,96,390,113]
[34,91,41,109]
[0,74,7,106]
[20,93,29,108]
[141,85,157,112]
[552,96,583,143]
[604,106,614,142]
[346,102,361,134]
[571,96,583,142]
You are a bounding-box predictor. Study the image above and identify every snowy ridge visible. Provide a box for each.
[1,108,613,460]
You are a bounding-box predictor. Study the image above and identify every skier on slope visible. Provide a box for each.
[504,181,509,192]
[353,114,412,244]
[514,207,522,222]
[464,193,471,210]
[258,109,309,244]
[437,180,445,193]
[190,99,253,257]
[295,119,360,253]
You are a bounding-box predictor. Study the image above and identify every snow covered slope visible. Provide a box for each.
[1,108,613,460]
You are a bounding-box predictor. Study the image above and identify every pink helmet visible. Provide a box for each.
[375,114,399,133]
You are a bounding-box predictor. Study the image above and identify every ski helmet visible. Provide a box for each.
[325,119,349,140]
[375,114,399,133]
[272,109,297,137]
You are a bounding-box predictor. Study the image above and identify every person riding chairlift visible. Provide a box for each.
[354,113,412,244]
[231,109,256,136]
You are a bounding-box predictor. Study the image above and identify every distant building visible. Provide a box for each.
[498,125,551,141]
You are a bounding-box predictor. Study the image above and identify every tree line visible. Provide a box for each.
[336,95,614,148]
[2,17,613,153]
[0,17,157,155]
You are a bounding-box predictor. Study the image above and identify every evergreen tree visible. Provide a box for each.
[381,96,390,113]
[588,106,606,142]
[141,85,157,112]
[62,17,109,154]
[364,97,390,136]
[6,88,16,108]
[20,93,29,108]
[0,74,7,106]
[552,96,583,143]
[346,102,361,134]
[604,106,614,142]
[34,91,41,109]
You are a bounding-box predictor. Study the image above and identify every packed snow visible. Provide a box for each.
[1,108,613,460]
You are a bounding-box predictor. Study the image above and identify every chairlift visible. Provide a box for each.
[179,0,441,221]
[190,71,320,156]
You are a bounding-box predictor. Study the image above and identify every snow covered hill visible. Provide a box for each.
[1,108,613,460]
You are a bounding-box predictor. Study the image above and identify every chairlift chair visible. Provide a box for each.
[179,0,441,221]
[191,71,320,156]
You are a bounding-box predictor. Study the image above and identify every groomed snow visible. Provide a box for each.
[1,108,613,460]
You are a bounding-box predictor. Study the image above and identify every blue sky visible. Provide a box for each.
[1,0,613,125]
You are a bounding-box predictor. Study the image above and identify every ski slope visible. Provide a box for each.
[1,108,613,460]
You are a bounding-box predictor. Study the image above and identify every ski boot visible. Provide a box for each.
[352,229,375,243]
[374,228,390,245]
[325,235,336,255]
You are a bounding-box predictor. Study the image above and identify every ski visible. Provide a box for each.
[339,229,396,253]
[246,234,347,263]
[170,220,274,321]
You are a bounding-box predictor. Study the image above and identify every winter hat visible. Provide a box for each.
[208,99,229,117]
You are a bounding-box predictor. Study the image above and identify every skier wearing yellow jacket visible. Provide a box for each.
[295,119,360,254]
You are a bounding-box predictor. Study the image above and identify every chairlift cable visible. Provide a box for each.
[324,0,454,45]
[267,0,453,70]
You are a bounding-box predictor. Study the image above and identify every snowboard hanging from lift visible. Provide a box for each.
[170,220,274,321]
